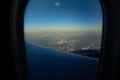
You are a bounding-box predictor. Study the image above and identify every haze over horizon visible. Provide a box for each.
[24,0,102,54]
[25,27,102,32]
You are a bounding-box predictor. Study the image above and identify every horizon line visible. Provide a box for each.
[24,28,102,33]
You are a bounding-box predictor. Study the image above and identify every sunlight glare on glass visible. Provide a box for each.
[55,1,60,6]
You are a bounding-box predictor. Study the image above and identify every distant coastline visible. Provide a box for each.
[70,49,100,59]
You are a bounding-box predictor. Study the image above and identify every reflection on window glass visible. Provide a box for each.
[24,0,102,80]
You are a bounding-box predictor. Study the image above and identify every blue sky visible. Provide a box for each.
[24,0,102,30]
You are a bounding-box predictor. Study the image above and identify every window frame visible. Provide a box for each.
[10,0,120,80]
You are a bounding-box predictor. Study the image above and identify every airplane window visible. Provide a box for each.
[24,0,103,80]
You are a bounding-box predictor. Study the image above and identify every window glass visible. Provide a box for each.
[24,0,102,80]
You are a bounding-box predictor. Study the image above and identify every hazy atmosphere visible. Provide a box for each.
[24,0,102,55]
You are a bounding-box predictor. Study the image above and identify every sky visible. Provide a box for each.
[24,0,102,31]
